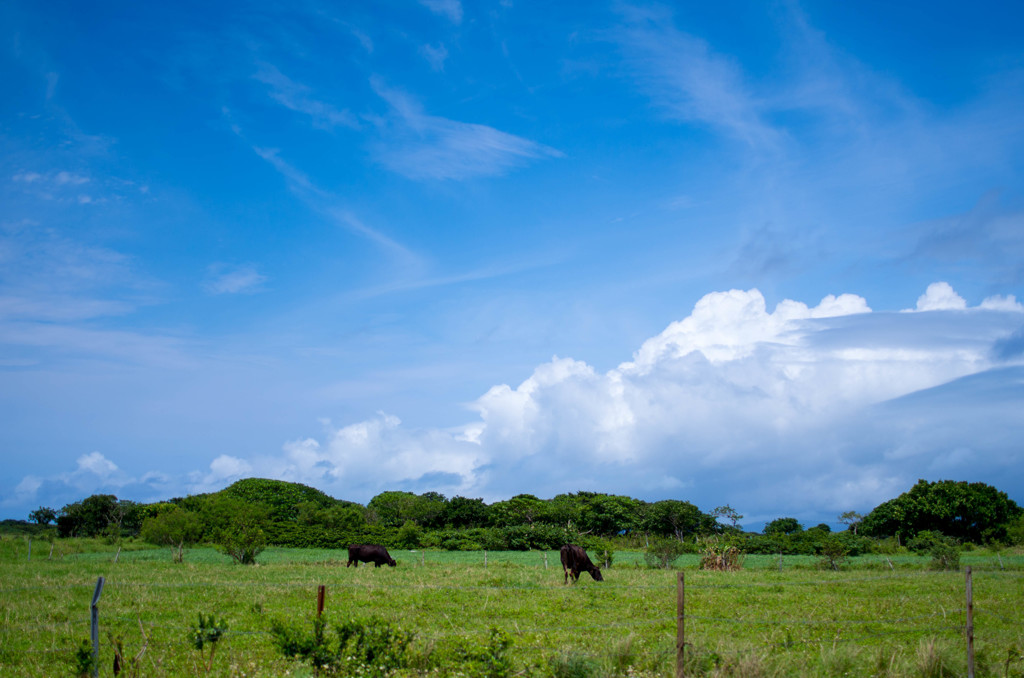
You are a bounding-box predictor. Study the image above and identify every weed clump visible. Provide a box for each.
[699,537,743,571]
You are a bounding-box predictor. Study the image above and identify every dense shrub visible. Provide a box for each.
[644,536,687,568]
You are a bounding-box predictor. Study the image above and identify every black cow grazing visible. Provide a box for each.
[347,544,397,568]
[560,544,603,583]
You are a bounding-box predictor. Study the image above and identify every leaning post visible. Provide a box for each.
[676,571,685,678]
[966,566,974,678]
[90,576,105,678]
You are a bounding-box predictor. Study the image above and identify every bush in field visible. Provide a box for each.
[644,536,687,569]
[141,509,203,562]
[928,543,961,571]
[270,615,413,677]
[582,538,614,568]
[72,639,96,678]
[549,652,600,678]
[818,536,849,571]
[907,530,954,553]
[202,497,268,564]
[430,627,514,678]
[1007,515,1024,546]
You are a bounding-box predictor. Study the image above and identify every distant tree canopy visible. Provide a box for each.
[860,479,1022,543]
[44,476,1023,554]
[29,506,57,525]
[56,494,143,538]
[764,517,803,536]
[220,478,339,521]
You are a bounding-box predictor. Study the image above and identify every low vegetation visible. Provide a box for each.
[0,538,1022,677]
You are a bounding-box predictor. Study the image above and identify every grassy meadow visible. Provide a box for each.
[1,537,1022,677]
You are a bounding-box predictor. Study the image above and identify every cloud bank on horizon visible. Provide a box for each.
[10,282,1023,528]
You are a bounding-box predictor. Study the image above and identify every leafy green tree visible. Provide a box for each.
[367,491,418,527]
[57,494,119,537]
[28,506,57,525]
[490,494,546,527]
[644,500,714,540]
[409,492,447,529]
[441,496,491,528]
[546,493,584,528]
[711,505,743,530]
[296,502,365,531]
[577,493,643,535]
[764,517,803,536]
[861,479,1022,543]
[141,509,203,562]
[220,478,337,521]
[838,510,863,535]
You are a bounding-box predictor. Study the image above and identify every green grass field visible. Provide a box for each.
[2,537,1022,677]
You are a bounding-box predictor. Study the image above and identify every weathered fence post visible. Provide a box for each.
[91,576,105,678]
[676,571,685,678]
[543,552,548,569]
[966,566,974,678]
[484,550,488,568]
[27,538,31,561]
[317,585,326,618]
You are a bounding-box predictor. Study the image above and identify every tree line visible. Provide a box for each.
[15,477,1024,564]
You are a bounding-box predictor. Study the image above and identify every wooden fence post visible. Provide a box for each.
[543,552,548,569]
[484,551,488,568]
[317,585,326,618]
[27,538,31,561]
[676,572,685,678]
[90,576,105,678]
[966,566,974,678]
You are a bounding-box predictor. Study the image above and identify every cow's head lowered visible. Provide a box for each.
[588,564,604,581]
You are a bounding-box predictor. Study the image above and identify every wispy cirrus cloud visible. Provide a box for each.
[227,118,421,266]
[370,78,563,181]
[421,43,449,72]
[253,63,359,131]
[204,264,268,295]
[613,5,781,149]
[419,0,463,25]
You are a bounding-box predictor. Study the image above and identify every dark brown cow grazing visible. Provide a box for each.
[347,544,397,568]
[560,544,603,583]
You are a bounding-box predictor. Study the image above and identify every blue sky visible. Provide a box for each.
[3,0,1023,530]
